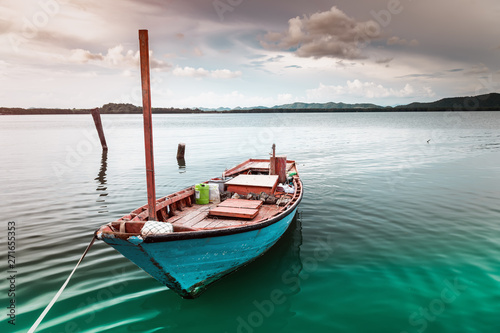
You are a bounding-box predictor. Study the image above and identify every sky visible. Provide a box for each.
[1,0,500,109]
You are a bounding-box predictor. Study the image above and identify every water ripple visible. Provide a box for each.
[2,113,500,333]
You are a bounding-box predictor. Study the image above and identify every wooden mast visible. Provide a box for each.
[139,29,157,221]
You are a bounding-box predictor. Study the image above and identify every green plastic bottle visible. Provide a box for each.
[195,183,209,204]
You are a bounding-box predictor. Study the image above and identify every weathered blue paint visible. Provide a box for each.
[102,206,298,298]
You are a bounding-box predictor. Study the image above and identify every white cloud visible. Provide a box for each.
[70,48,104,62]
[173,66,242,79]
[170,90,297,109]
[211,69,242,79]
[276,93,295,104]
[307,80,416,100]
[69,45,171,71]
[172,66,209,78]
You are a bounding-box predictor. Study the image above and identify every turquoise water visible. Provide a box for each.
[1,112,499,333]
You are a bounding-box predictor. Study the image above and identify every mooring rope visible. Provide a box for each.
[28,235,97,333]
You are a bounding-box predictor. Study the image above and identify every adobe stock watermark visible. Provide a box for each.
[385,72,500,191]
[236,110,297,158]
[6,221,17,326]
[8,0,66,53]
[354,0,409,46]
[51,114,124,182]
[370,0,405,29]
[400,277,470,333]
[235,234,339,333]
[113,86,143,107]
[213,0,245,21]
[51,127,106,181]
[64,266,130,333]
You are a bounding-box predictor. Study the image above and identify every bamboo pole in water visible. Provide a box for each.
[139,29,157,221]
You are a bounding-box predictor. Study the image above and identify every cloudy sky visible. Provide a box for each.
[1,0,500,109]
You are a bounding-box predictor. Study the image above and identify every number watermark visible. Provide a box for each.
[6,221,17,326]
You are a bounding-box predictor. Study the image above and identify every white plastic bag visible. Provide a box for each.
[277,183,295,194]
[208,183,221,203]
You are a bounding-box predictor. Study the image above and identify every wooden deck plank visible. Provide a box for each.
[209,207,259,219]
[167,204,213,226]
[218,198,263,209]
[191,217,225,229]
[166,199,281,230]
[252,204,281,221]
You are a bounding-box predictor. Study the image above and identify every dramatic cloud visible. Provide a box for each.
[172,66,242,79]
[1,0,499,108]
[260,6,381,59]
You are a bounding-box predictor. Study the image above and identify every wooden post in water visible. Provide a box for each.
[139,29,157,221]
[177,143,186,160]
[91,108,108,150]
[177,143,186,170]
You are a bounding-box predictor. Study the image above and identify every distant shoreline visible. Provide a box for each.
[1,108,500,115]
[2,92,499,115]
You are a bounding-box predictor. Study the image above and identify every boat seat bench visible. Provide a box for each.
[209,198,262,219]
[225,175,279,196]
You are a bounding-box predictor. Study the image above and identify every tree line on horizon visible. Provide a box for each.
[1,93,499,115]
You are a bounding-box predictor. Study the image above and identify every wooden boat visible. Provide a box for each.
[27,31,303,333]
[95,31,303,298]
[96,158,303,298]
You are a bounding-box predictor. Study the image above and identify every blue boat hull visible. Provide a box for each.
[102,206,299,298]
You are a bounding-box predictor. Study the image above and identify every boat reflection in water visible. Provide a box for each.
[139,215,304,333]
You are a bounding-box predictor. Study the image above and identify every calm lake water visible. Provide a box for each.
[1,112,499,333]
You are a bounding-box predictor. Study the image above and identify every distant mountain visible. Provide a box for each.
[234,105,269,110]
[198,101,382,111]
[223,93,500,111]
[1,93,499,115]
[394,93,500,111]
[196,93,500,111]
[271,101,382,110]
[198,106,232,111]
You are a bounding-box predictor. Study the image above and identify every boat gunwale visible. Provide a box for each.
[142,179,302,243]
[98,177,303,243]
[97,158,302,243]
